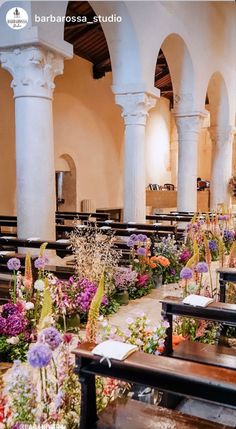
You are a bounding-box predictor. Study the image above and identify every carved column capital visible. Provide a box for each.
[208,126,234,146]
[0,45,64,99]
[115,92,157,126]
[174,112,206,138]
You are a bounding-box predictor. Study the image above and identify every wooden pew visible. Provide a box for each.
[161,296,236,369]
[74,342,236,429]
[146,214,193,223]
[56,211,110,222]
[217,267,236,303]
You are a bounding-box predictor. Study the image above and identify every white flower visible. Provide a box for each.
[6,336,19,345]
[25,301,34,310]
[34,279,45,291]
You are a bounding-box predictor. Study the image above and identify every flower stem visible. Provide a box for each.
[52,356,59,393]
[13,270,16,303]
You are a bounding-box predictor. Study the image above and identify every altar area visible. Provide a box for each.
[146,190,210,212]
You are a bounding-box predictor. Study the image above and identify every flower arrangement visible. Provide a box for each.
[0,245,52,363]
[154,235,182,283]
[70,223,121,283]
[97,313,169,355]
[50,275,110,326]
[113,266,137,292]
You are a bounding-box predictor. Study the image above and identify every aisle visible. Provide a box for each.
[108,283,181,329]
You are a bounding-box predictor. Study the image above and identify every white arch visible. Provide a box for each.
[207,72,230,128]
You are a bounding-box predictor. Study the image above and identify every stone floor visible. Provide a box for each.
[108,283,181,329]
[107,284,236,427]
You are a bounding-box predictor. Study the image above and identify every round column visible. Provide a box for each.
[1,46,64,240]
[174,113,204,212]
[115,93,156,222]
[209,126,233,209]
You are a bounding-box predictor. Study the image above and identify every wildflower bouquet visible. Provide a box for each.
[113,266,137,292]
[0,245,52,362]
[97,313,169,355]
[154,235,182,283]
[49,275,110,326]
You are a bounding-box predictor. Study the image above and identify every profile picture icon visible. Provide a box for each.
[6,7,28,30]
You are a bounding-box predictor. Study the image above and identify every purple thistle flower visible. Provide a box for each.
[196,262,208,273]
[0,316,6,334]
[7,257,21,271]
[180,267,193,280]
[208,240,218,252]
[38,327,62,350]
[5,313,27,336]
[137,247,146,256]
[28,343,52,368]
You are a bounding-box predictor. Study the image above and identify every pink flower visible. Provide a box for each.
[137,274,149,286]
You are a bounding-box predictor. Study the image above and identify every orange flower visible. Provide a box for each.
[173,334,185,348]
[156,256,170,267]
[149,256,159,268]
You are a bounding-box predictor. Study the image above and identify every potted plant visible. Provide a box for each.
[148,255,170,288]
[113,267,137,305]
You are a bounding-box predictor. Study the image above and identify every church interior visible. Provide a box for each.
[0,1,236,428]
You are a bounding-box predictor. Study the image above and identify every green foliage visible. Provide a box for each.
[100,296,120,316]
[175,317,219,345]
[0,333,30,362]
[128,283,152,299]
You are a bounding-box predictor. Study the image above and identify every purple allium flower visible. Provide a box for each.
[7,257,21,271]
[136,234,147,243]
[196,262,208,273]
[224,230,235,241]
[137,247,146,256]
[28,343,52,368]
[34,257,47,269]
[180,267,193,280]
[170,269,176,275]
[2,303,20,318]
[127,238,135,248]
[0,316,6,334]
[208,240,218,252]
[38,327,62,350]
[5,313,27,336]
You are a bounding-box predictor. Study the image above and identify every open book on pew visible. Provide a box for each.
[182,294,214,307]
[92,340,138,361]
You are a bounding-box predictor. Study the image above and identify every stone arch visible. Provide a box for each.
[206,71,230,128]
[205,72,232,209]
[155,33,195,112]
[55,154,76,212]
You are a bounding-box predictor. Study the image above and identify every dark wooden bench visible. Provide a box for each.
[161,296,236,369]
[56,211,110,222]
[74,342,236,429]
[217,267,236,303]
[146,214,193,223]
[97,397,231,429]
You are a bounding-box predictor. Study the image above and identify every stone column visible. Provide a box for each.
[1,46,64,240]
[115,93,156,222]
[209,126,234,209]
[174,112,204,212]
